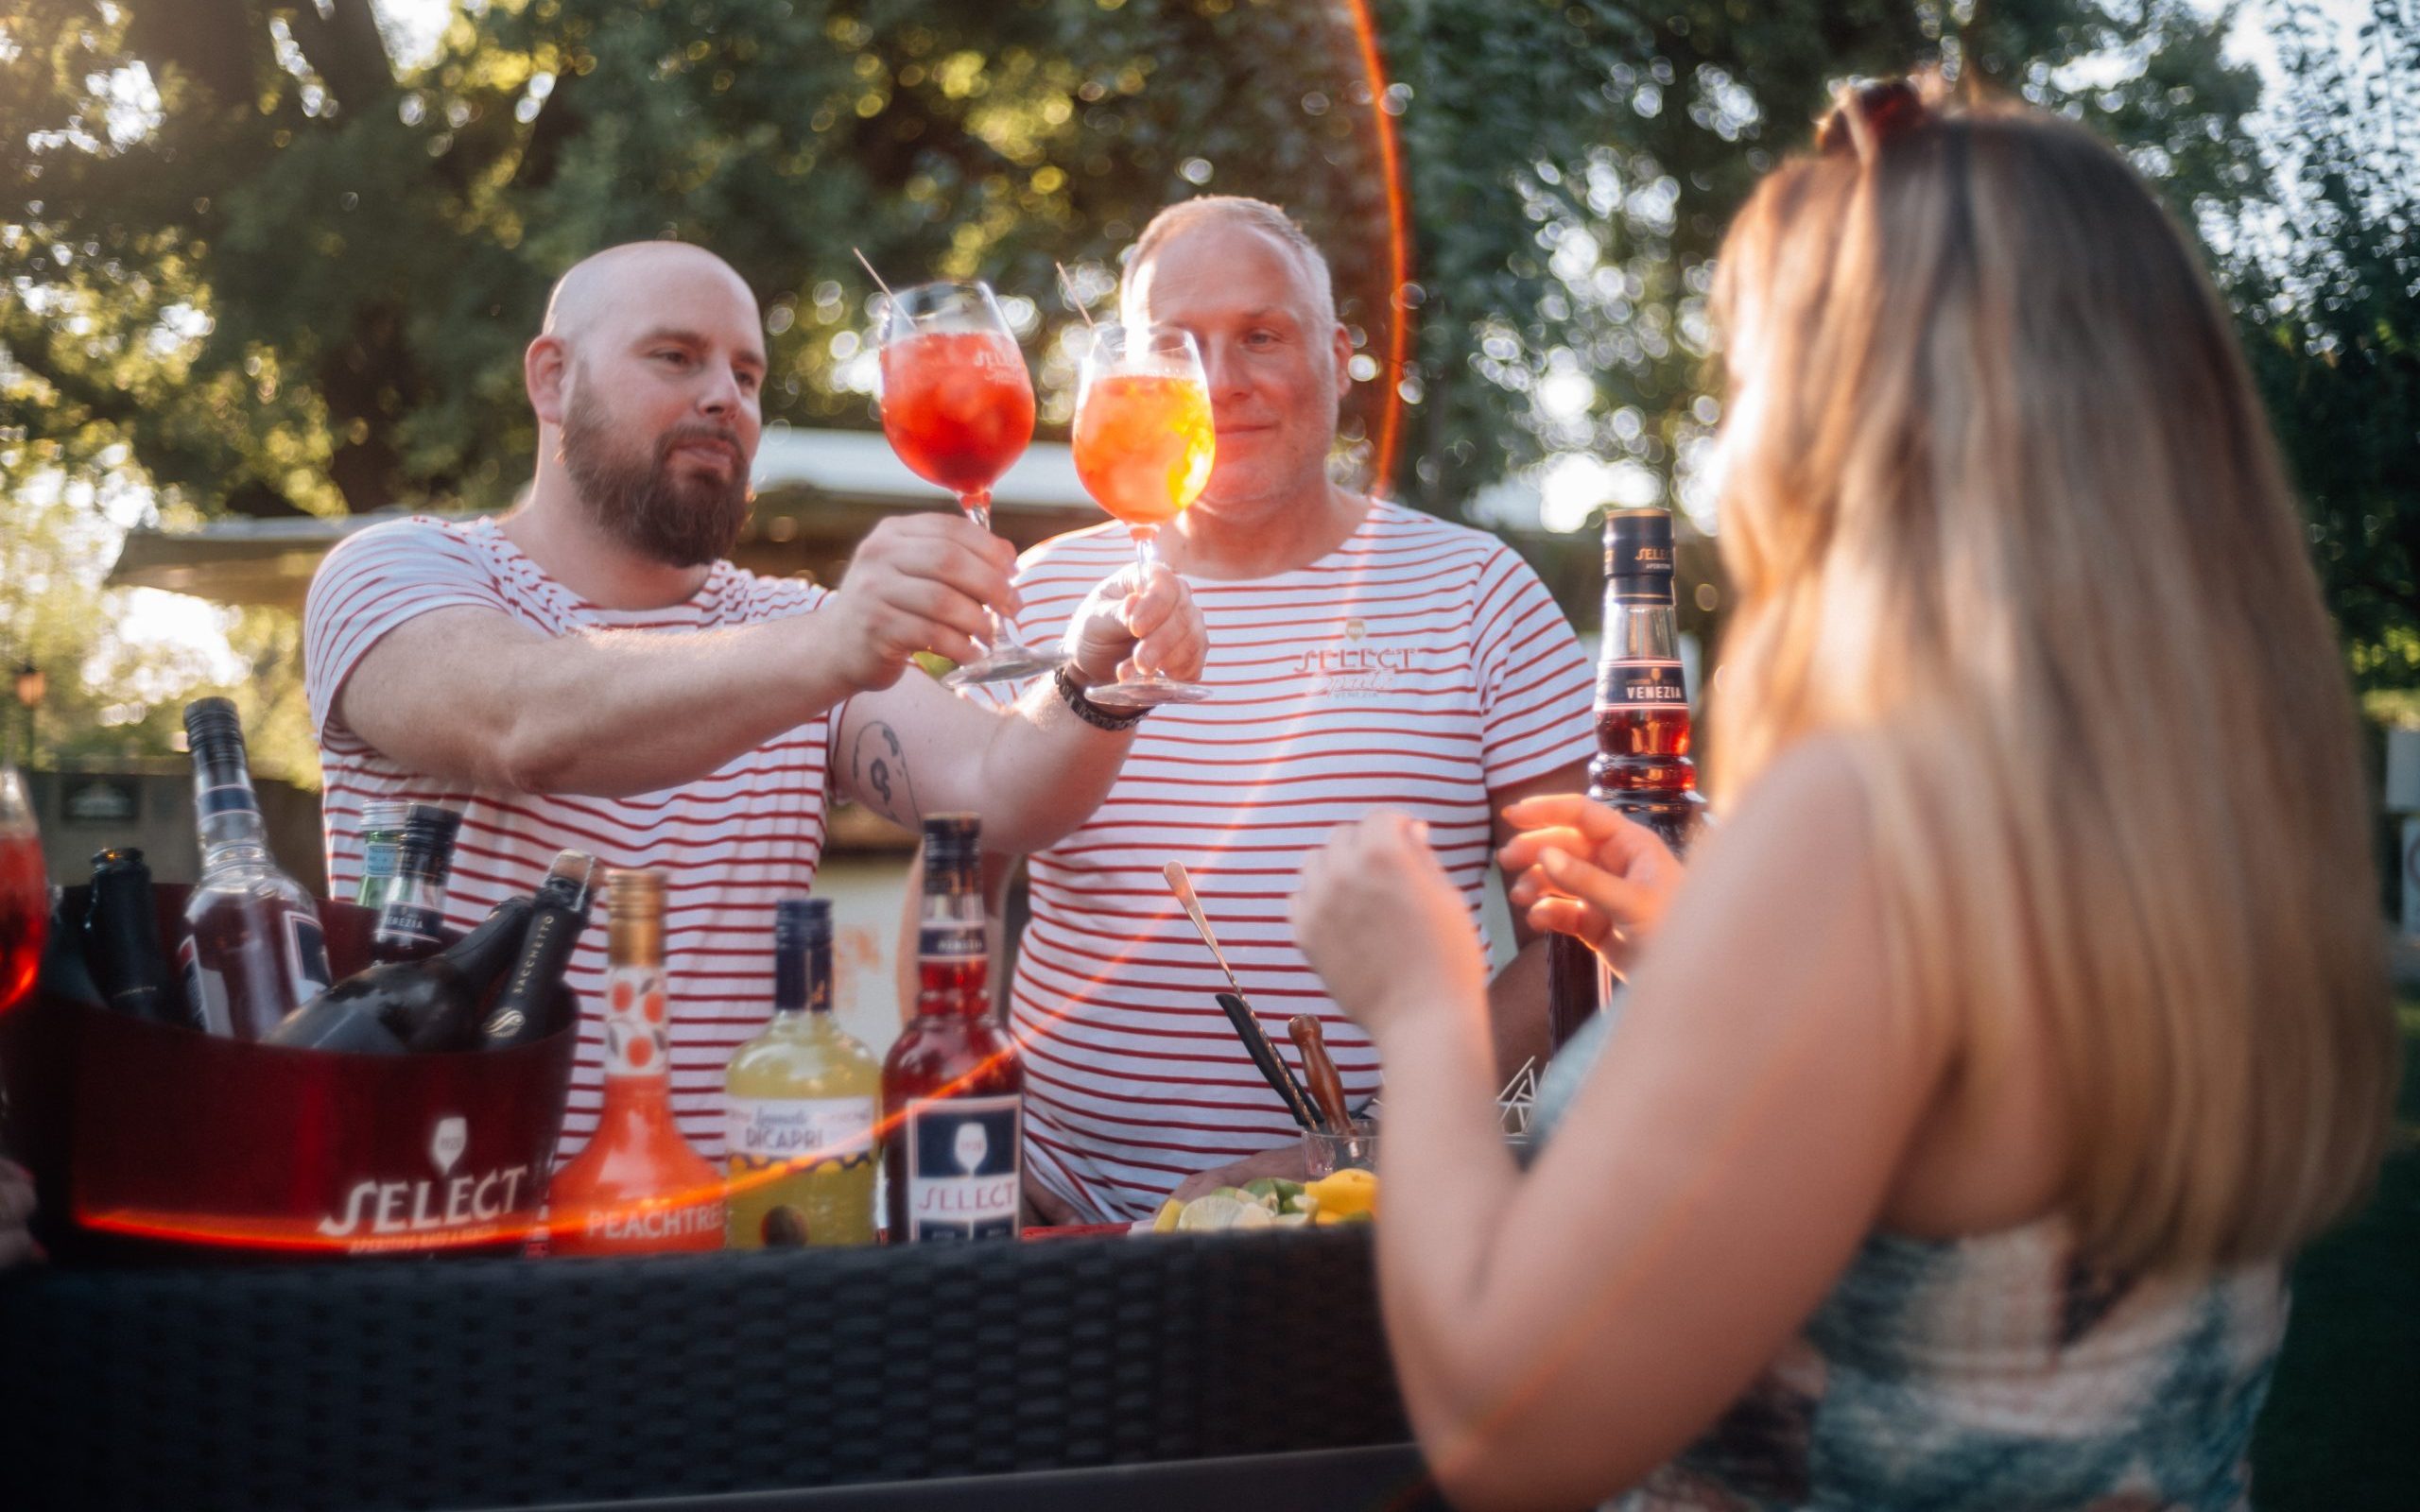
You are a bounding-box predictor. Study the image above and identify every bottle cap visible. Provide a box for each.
[923,813,981,869]
[606,868,666,919]
[90,845,147,874]
[182,696,243,749]
[538,850,598,912]
[361,800,412,837]
[1603,507,1676,604]
[775,897,833,954]
[396,805,464,880]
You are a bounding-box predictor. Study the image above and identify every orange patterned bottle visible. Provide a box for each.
[546,868,726,1257]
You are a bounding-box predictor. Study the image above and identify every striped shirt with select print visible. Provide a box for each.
[303,515,844,1162]
[978,499,1593,1221]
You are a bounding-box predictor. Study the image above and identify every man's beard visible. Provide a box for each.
[559,388,752,568]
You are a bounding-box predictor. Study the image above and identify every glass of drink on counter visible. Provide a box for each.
[1070,322,1216,705]
[873,281,1053,687]
[0,769,43,1016]
[1302,1117,1378,1179]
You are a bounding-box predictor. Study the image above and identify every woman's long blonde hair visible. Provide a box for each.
[1708,74,2394,1272]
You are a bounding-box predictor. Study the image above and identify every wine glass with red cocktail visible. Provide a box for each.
[873,282,1054,687]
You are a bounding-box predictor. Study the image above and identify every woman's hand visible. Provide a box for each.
[1497,795,1685,974]
[0,1160,42,1269]
[1291,812,1489,1043]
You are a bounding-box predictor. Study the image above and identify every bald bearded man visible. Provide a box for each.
[302,242,1204,1162]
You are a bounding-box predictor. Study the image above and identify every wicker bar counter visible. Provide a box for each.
[0,1228,1450,1511]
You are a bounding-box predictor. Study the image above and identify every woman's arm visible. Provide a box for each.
[1293,744,1955,1511]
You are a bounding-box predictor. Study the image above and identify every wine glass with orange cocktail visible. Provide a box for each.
[873,282,1056,687]
[1070,323,1217,706]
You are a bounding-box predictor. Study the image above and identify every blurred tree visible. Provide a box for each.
[0,476,305,779]
[2221,1,2418,693]
[3,0,2397,679]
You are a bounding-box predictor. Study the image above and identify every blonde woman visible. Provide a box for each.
[1289,76,2394,1511]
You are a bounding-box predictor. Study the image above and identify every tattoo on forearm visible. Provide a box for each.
[850,721,920,824]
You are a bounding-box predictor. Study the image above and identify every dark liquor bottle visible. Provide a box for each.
[84,847,202,1031]
[476,850,597,1049]
[267,896,536,1054]
[177,697,334,1040]
[1545,508,1705,1052]
[354,800,412,911]
[367,805,463,964]
[882,814,1024,1243]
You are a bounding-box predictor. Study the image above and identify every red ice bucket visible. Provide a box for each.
[1,885,577,1261]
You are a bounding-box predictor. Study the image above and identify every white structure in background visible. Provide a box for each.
[2388,727,2420,944]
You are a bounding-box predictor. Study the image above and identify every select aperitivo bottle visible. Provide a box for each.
[724,898,879,1248]
[546,868,726,1257]
[1545,508,1705,1051]
[882,814,1024,1243]
[177,697,333,1040]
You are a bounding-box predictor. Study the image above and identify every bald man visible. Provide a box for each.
[302,242,1204,1164]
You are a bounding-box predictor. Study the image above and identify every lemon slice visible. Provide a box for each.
[1176,1194,1274,1231]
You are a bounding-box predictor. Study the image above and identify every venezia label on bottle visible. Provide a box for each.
[916,922,985,960]
[376,902,445,953]
[902,1094,1021,1242]
[727,1095,876,1175]
[602,963,670,1077]
[1601,659,1687,710]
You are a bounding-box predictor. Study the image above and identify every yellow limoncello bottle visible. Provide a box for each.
[724,898,880,1246]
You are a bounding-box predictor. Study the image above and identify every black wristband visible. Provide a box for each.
[1054,663,1149,730]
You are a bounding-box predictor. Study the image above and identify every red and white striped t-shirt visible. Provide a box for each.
[981,500,1592,1220]
[303,516,840,1161]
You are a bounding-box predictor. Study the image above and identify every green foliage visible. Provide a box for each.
[2222,2,2419,693]
[2,0,2410,723]
[0,477,305,780]
[3,0,2278,517]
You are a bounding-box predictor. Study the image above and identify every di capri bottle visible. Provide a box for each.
[882,815,1024,1243]
[176,697,334,1040]
[546,869,726,1257]
[1545,509,1705,1052]
[724,898,880,1248]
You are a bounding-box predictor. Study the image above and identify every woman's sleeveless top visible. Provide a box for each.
[1533,1006,2287,1511]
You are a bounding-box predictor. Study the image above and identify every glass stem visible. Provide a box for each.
[958,489,1006,652]
[1126,525,1161,680]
